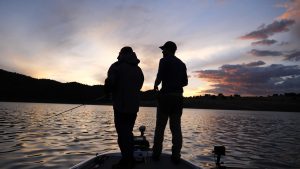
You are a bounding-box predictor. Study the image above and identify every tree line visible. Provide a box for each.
[1,69,299,112]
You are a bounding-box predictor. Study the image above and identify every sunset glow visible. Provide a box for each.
[0,0,299,96]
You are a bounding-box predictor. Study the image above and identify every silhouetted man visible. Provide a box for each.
[105,47,144,169]
[152,41,188,164]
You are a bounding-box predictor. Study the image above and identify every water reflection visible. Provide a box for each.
[0,102,299,169]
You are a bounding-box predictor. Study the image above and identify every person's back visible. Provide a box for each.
[111,56,143,113]
[159,55,187,94]
[105,46,144,169]
[106,49,144,113]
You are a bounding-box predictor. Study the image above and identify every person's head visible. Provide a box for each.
[119,46,134,55]
[118,46,133,60]
[159,41,177,56]
[118,46,140,65]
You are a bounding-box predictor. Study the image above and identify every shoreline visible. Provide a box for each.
[1,99,299,113]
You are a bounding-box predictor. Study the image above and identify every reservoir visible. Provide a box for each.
[0,102,299,169]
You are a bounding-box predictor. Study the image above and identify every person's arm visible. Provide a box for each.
[154,59,163,91]
[182,63,188,87]
[104,63,118,94]
[139,67,144,90]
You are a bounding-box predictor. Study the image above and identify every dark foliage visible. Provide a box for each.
[0,69,105,104]
[1,69,299,112]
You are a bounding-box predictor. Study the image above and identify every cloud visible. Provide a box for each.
[278,0,300,20]
[0,0,298,96]
[278,0,300,44]
[251,39,277,46]
[193,62,300,95]
[249,49,300,62]
[278,41,289,46]
[284,51,300,61]
[248,49,283,57]
[239,19,295,40]
[245,60,266,67]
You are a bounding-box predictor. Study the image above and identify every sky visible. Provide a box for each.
[0,0,299,96]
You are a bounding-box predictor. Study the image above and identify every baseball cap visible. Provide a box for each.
[159,41,177,52]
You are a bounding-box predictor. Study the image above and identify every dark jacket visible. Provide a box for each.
[105,52,144,113]
[154,55,188,94]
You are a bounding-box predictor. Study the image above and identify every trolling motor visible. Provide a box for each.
[133,125,150,150]
[213,146,226,169]
[133,126,150,162]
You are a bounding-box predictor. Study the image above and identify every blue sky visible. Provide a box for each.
[0,0,299,96]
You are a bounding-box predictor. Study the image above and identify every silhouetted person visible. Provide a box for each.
[152,41,188,164]
[105,47,144,169]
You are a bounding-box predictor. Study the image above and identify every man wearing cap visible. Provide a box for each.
[152,41,188,164]
[105,46,144,169]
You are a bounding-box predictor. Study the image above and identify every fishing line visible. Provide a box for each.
[47,95,107,120]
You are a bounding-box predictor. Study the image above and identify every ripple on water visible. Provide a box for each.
[0,103,300,169]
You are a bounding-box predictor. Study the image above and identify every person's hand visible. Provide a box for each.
[154,85,159,91]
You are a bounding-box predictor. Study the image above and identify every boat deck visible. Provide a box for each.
[71,152,201,169]
[99,156,197,169]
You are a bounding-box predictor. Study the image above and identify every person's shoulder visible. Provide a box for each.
[175,57,187,69]
[160,57,166,61]
[138,66,144,74]
[175,56,185,64]
[159,57,166,64]
[109,61,122,70]
[111,61,120,66]
[137,64,143,70]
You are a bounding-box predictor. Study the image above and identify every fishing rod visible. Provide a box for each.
[47,95,107,119]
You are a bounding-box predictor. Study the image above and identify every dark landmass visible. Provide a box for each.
[1,69,299,112]
[183,94,300,112]
[0,69,105,104]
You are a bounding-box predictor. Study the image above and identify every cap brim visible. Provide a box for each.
[159,46,164,50]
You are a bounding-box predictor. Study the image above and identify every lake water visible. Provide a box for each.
[0,102,299,169]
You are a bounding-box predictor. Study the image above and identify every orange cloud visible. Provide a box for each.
[278,0,300,20]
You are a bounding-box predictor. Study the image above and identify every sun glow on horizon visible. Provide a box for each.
[1,0,299,96]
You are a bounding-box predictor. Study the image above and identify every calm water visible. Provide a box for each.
[0,102,299,169]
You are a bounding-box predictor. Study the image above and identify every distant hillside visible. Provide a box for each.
[0,69,157,104]
[0,69,105,103]
[1,69,299,112]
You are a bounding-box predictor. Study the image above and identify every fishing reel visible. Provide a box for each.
[213,146,226,169]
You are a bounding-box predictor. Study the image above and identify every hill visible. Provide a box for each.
[0,69,105,104]
[1,69,299,112]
